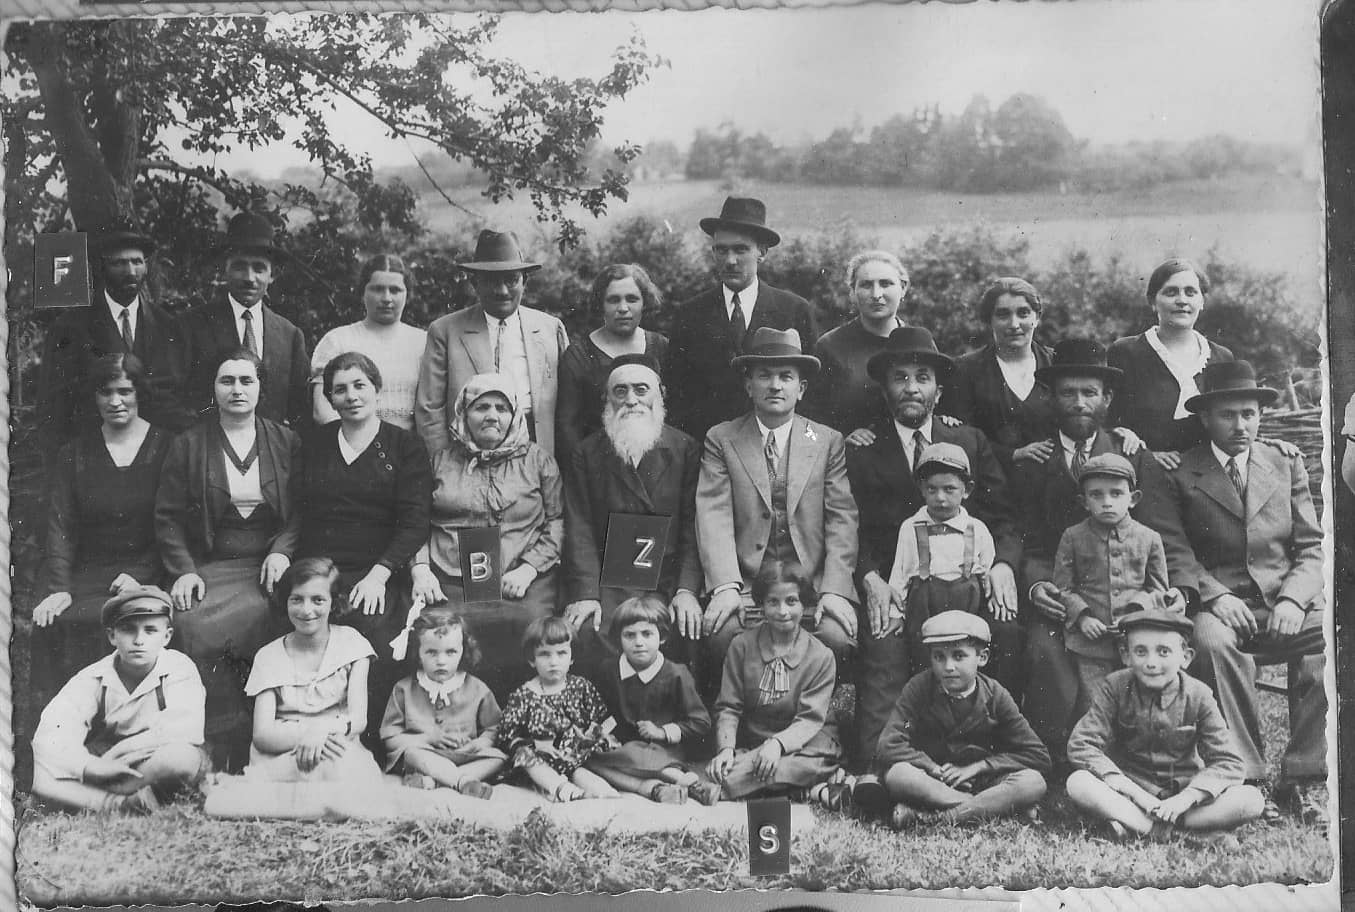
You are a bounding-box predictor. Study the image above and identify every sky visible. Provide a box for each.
[219,0,1322,179]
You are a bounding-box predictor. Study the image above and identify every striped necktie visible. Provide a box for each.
[119,307,134,351]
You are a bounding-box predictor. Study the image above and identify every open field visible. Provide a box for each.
[418,175,1323,282]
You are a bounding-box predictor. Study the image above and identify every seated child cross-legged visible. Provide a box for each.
[242,557,383,784]
[1055,454,1181,713]
[496,616,620,801]
[707,561,843,803]
[381,604,507,799]
[31,585,208,814]
[1066,604,1264,840]
[585,595,720,805]
[856,610,1049,829]
[887,443,1006,678]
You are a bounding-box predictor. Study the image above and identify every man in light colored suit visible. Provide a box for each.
[415,230,569,458]
[695,327,859,685]
[1154,360,1327,822]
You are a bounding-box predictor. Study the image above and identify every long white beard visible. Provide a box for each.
[604,399,666,465]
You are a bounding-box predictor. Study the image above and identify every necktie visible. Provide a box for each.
[729,293,746,349]
[1071,440,1088,478]
[1226,456,1245,502]
[241,307,258,357]
[764,430,779,479]
[912,431,927,473]
[494,318,506,370]
[119,307,134,351]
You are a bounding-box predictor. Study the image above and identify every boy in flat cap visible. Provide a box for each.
[1066,602,1263,839]
[30,586,207,814]
[859,610,1049,829]
[1053,453,1180,713]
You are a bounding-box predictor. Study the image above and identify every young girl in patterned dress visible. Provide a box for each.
[381,605,506,798]
[496,616,619,801]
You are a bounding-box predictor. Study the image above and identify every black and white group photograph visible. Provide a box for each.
[0,0,1343,908]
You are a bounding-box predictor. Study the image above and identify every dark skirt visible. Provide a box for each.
[589,739,690,778]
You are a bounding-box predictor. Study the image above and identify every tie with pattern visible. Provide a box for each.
[241,307,258,357]
[912,431,927,473]
[119,307,134,351]
[729,292,746,349]
[1226,456,1245,502]
[1071,440,1088,478]
[494,318,506,370]
[764,430,779,480]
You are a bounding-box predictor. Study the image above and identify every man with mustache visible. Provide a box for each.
[1151,360,1327,823]
[39,222,179,448]
[844,326,1021,772]
[415,229,569,458]
[561,354,703,676]
[1011,339,1171,773]
[664,197,817,442]
[168,212,310,429]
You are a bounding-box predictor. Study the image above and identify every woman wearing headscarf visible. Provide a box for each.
[408,373,564,699]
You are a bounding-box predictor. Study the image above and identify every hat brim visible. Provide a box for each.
[699,217,781,248]
[459,261,542,274]
[866,350,956,385]
[920,633,990,645]
[731,352,820,377]
[1183,386,1281,413]
[1116,618,1194,636]
[1033,364,1123,388]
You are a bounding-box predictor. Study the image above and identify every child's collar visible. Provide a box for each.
[619,653,665,682]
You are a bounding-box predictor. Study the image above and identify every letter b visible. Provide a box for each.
[468,551,492,582]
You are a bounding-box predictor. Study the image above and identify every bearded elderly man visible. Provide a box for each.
[563,354,704,677]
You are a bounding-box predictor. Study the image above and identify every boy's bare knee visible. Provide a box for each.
[149,743,209,784]
[1014,768,1048,799]
[1063,769,1098,801]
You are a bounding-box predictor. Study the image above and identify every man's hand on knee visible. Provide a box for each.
[1207,594,1258,635]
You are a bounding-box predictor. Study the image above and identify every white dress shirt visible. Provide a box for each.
[106,292,140,343]
[894,417,935,471]
[755,416,794,463]
[488,309,533,412]
[1059,431,1097,472]
[1211,442,1250,488]
[229,295,263,359]
[723,278,758,327]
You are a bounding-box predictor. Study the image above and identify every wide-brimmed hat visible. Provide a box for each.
[219,211,287,260]
[730,327,820,376]
[92,217,156,258]
[699,197,781,248]
[1033,338,1123,388]
[865,326,955,384]
[459,229,541,274]
[1183,360,1280,412]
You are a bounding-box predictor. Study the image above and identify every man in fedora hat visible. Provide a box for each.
[1152,359,1327,822]
[1011,337,1173,771]
[694,327,858,685]
[168,211,310,429]
[844,325,1020,770]
[39,220,179,448]
[415,229,569,457]
[664,197,817,442]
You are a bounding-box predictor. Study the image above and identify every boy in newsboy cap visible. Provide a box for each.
[1065,601,1263,840]
[858,610,1050,829]
[31,586,207,814]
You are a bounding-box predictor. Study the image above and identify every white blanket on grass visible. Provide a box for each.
[202,774,817,834]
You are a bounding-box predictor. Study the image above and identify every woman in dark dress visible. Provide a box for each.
[409,372,563,700]
[155,348,302,768]
[555,264,668,467]
[294,351,432,737]
[33,354,173,686]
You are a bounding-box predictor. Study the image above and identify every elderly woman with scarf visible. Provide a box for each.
[408,373,564,700]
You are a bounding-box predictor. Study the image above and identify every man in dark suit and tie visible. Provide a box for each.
[561,354,704,677]
[1011,339,1173,771]
[664,197,817,442]
[39,222,179,449]
[844,326,1021,771]
[168,212,310,429]
[1152,360,1327,822]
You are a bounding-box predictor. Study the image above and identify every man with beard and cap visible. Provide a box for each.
[694,327,858,693]
[1010,338,1172,775]
[168,212,310,429]
[416,229,569,458]
[1152,360,1327,824]
[39,220,179,449]
[561,354,704,677]
[843,326,1021,776]
[664,197,817,442]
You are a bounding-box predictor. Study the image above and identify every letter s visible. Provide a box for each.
[757,823,780,855]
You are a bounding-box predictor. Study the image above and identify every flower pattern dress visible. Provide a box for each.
[496,675,612,777]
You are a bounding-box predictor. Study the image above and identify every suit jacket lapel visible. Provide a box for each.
[1185,448,1244,519]
[261,306,289,389]
[731,414,773,508]
[875,418,920,503]
[1244,447,1281,522]
[785,415,821,513]
[521,308,547,401]
[458,308,494,375]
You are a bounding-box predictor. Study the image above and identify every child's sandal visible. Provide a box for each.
[649,782,687,805]
[688,781,723,807]
[457,780,493,800]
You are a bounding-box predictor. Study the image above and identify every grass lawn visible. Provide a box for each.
[14,683,1332,906]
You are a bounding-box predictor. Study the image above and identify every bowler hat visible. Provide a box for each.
[915,442,971,480]
[219,211,287,260]
[730,327,820,376]
[459,229,541,274]
[92,217,156,258]
[1078,452,1137,488]
[865,326,955,384]
[101,585,174,628]
[920,609,991,645]
[699,197,781,248]
[1183,360,1279,413]
[607,352,663,383]
[1033,338,1123,389]
[1116,598,1193,637]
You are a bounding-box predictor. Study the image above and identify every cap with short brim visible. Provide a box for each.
[1078,453,1137,487]
[919,609,991,645]
[101,585,174,628]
